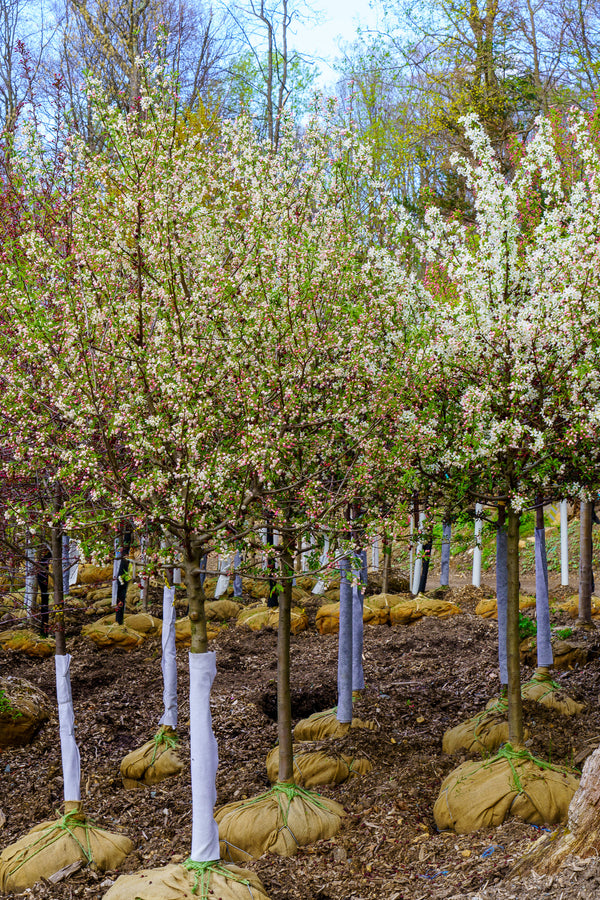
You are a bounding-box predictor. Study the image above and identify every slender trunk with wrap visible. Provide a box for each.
[579,500,593,624]
[337,555,353,724]
[535,499,553,670]
[278,546,294,783]
[496,504,508,687]
[440,521,451,587]
[184,549,220,863]
[381,529,391,594]
[52,495,82,805]
[506,507,524,746]
[352,551,366,692]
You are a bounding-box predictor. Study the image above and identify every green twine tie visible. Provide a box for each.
[8,810,95,878]
[491,743,573,794]
[150,728,179,765]
[183,859,252,898]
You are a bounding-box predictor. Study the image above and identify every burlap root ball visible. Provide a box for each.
[120,727,183,788]
[521,670,584,716]
[520,637,592,670]
[205,599,242,621]
[475,594,537,619]
[103,860,269,900]
[0,676,52,748]
[237,605,308,634]
[81,621,144,650]
[94,613,162,636]
[266,744,372,787]
[174,617,220,647]
[442,700,518,755]
[433,746,579,834]
[0,629,55,658]
[0,804,133,893]
[216,783,344,861]
[293,708,376,741]
[389,596,460,625]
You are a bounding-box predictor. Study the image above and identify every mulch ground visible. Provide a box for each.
[2,581,600,900]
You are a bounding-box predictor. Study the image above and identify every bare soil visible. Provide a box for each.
[1,582,600,900]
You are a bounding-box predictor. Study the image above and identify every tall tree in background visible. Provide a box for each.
[227,0,317,147]
[49,0,229,142]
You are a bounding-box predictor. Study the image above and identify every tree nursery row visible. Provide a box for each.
[2,63,600,899]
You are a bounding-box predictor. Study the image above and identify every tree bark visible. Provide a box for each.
[52,491,66,657]
[579,500,593,624]
[277,546,294,783]
[506,506,523,746]
[496,503,508,687]
[440,520,451,587]
[184,551,209,654]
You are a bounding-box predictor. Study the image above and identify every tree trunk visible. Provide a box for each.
[159,575,178,729]
[184,552,209,653]
[381,529,391,594]
[185,545,220,863]
[496,504,508,687]
[579,500,593,624]
[440,521,451,587]
[506,506,524,746]
[337,555,353,724]
[52,502,66,657]
[352,551,366,691]
[277,546,294,783]
[535,497,553,670]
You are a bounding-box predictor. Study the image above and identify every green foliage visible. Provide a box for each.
[518,612,537,641]
[0,688,22,719]
[554,627,574,641]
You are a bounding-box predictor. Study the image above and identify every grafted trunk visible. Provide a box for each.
[277,546,294,783]
[184,553,209,653]
[506,506,523,746]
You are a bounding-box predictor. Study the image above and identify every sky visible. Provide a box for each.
[289,0,382,89]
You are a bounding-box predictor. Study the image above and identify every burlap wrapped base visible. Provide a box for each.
[95,613,162,636]
[521,670,584,716]
[77,564,113,585]
[266,744,372,787]
[174,618,220,646]
[81,622,144,650]
[0,676,52,748]
[205,599,242,621]
[294,708,377,741]
[0,629,55,658]
[103,860,269,900]
[216,783,344,860]
[237,605,308,634]
[390,596,460,625]
[120,727,183,788]
[475,594,537,619]
[442,700,515,755]
[434,746,579,834]
[559,595,600,618]
[0,804,133,892]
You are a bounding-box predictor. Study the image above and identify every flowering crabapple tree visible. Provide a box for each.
[406,114,600,747]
